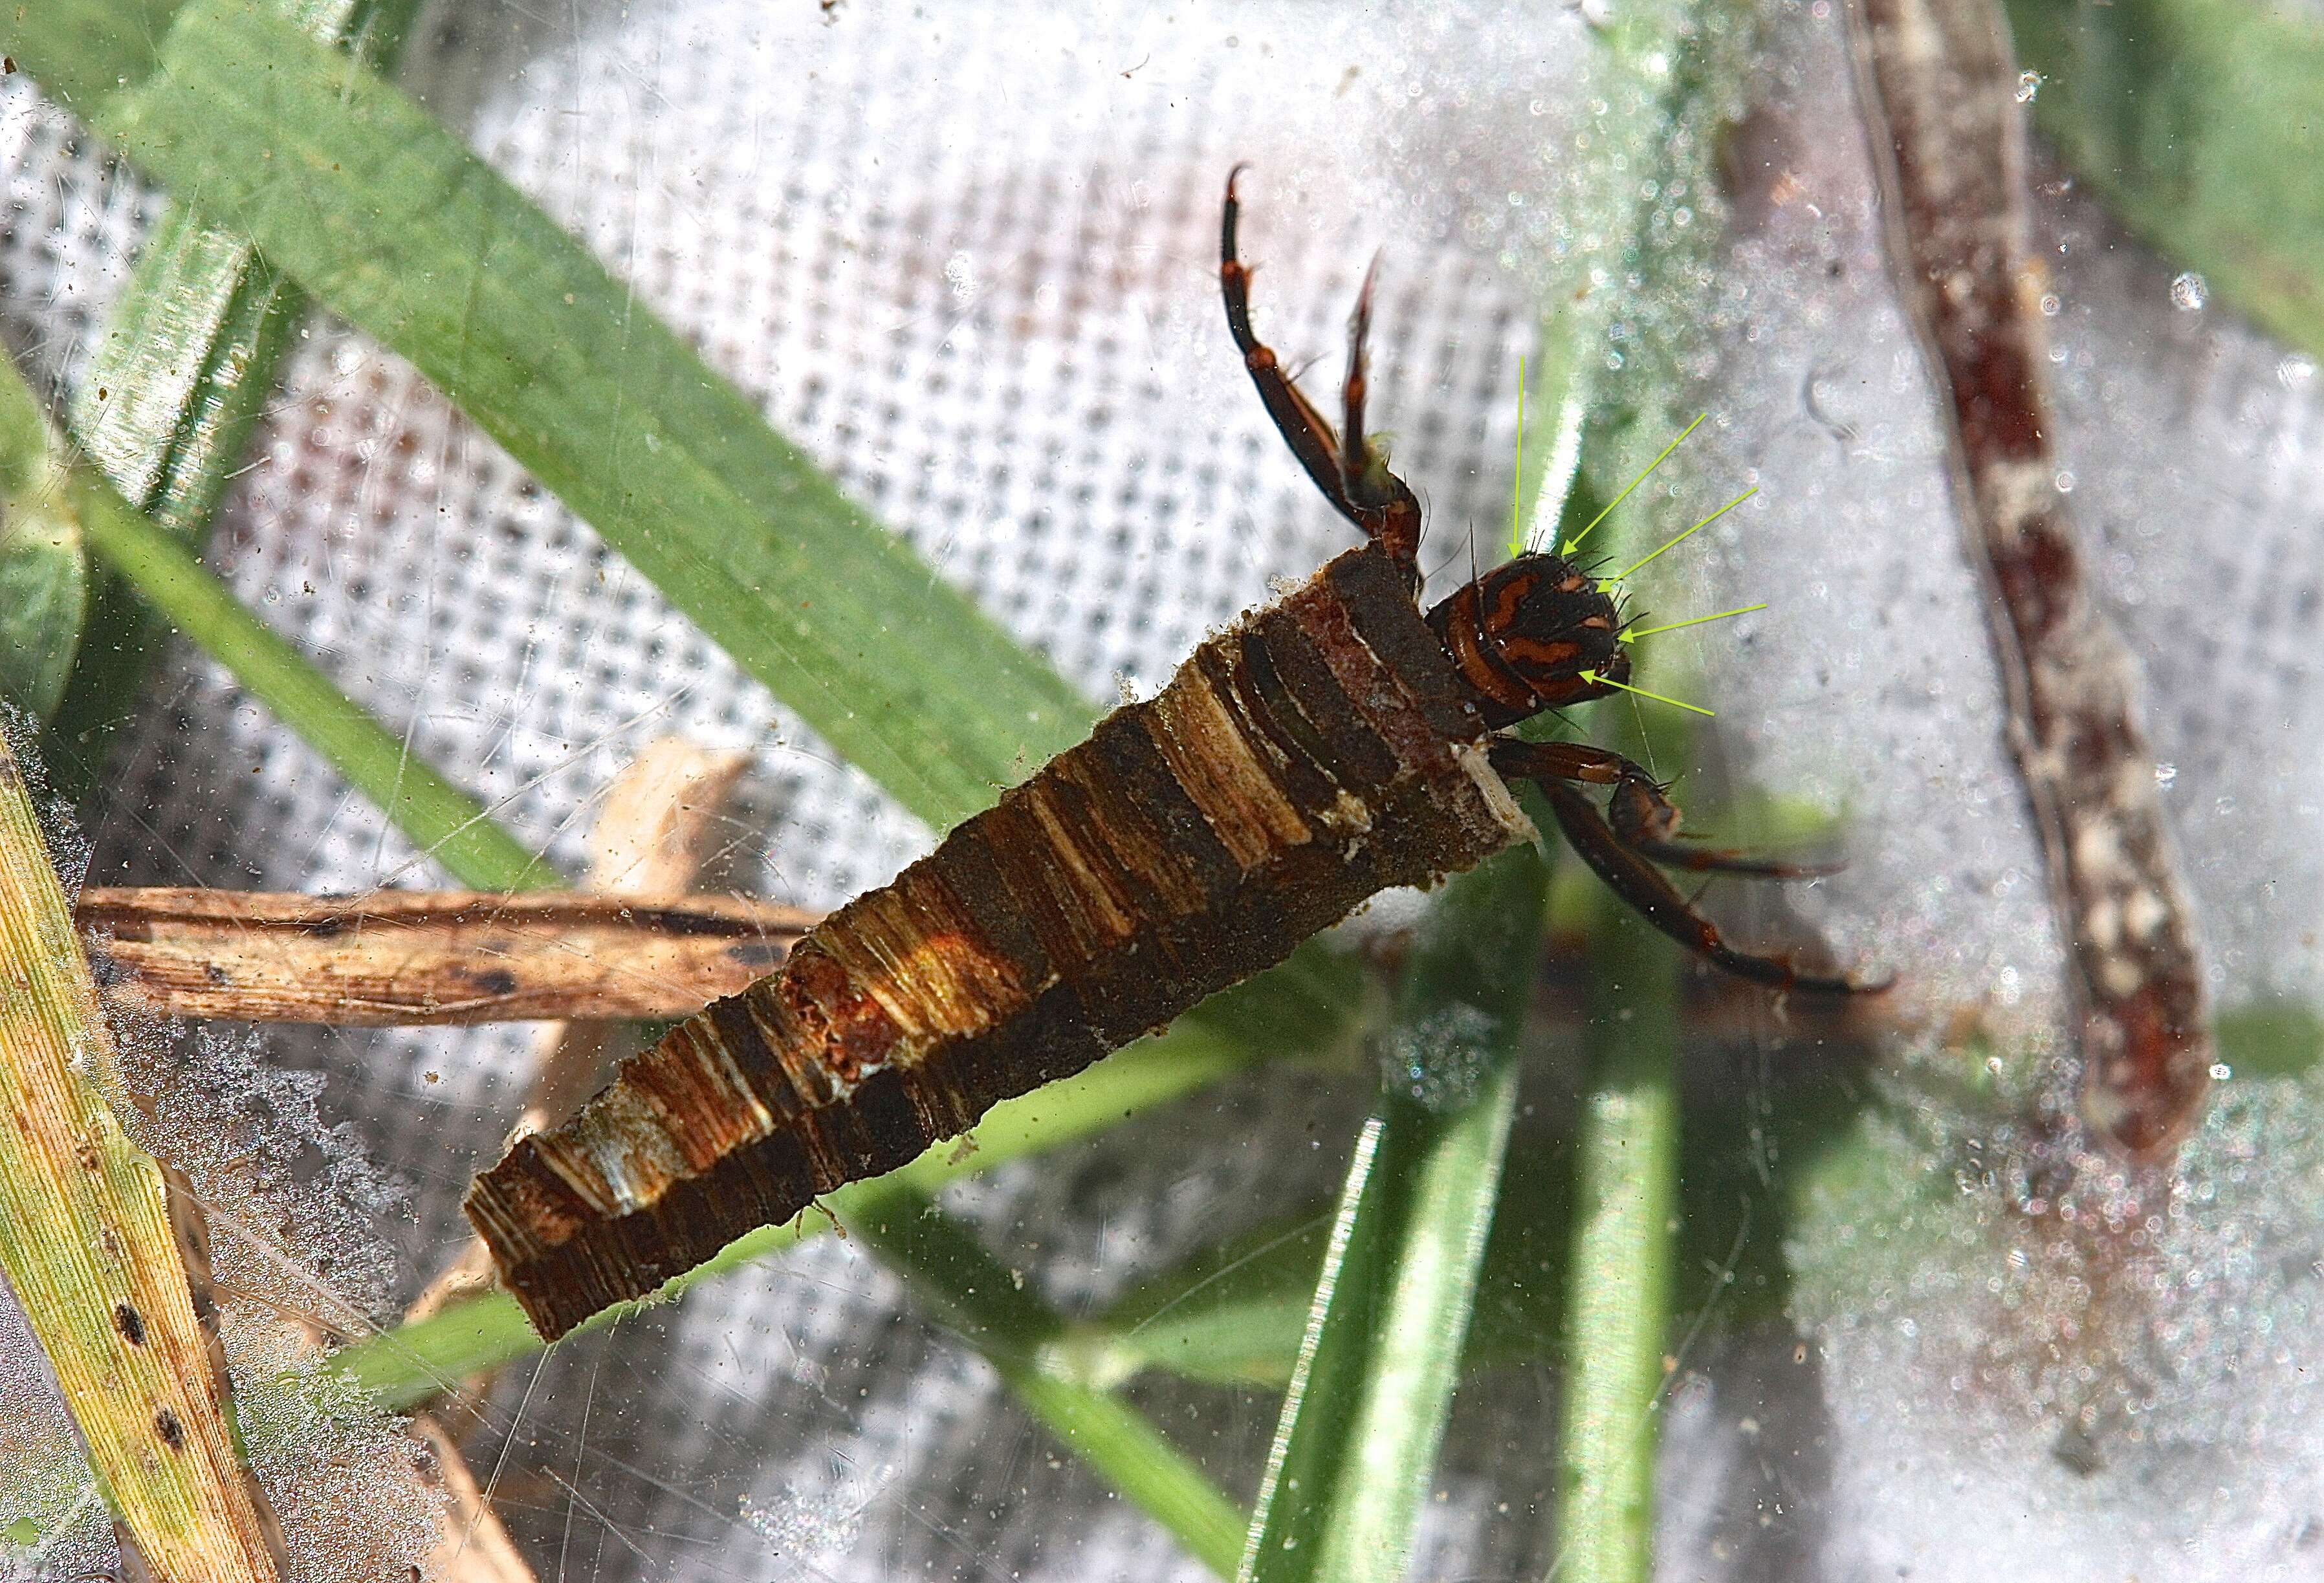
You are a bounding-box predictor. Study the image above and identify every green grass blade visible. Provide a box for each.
[49,210,299,780]
[1520,0,1748,1572]
[848,1183,1246,1577]
[0,361,87,720]
[2006,0,2324,364]
[1553,908,1680,1582]
[1238,846,1548,1583]
[50,0,424,792]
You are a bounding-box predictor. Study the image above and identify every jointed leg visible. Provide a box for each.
[1486,739,1837,878]
[1336,261,1424,567]
[1222,168,1421,578]
[1487,737,1873,994]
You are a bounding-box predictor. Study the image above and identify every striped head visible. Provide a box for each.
[1425,554,1628,729]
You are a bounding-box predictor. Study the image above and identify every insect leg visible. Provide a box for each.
[1487,739,1868,985]
[1534,776,1874,994]
[1222,168,1422,584]
[1337,260,1425,574]
[1222,168,1363,525]
[1487,738,1838,879]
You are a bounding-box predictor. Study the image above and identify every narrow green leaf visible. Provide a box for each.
[0,324,89,720]
[49,0,426,794]
[1239,846,1548,1583]
[0,514,83,721]
[55,213,299,761]
[0,479,87,722]
[2006,0,2324,363]
[1522,1,1749,1573]
[848,1183,1247,1578]
[1554,907,1681,1583]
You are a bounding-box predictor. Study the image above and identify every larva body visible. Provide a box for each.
[468,545,1530,1338]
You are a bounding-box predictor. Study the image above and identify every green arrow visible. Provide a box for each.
[1581,670,1716,717]
[1616,602,1768,643]
[1557,412,1705,558]
[1509,355,1528,557]
[1599,486,1757,590]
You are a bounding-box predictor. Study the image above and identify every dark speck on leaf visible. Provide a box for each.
[114,1304,146,1346]
[474,968,520,996]
[154,1408,185,1451]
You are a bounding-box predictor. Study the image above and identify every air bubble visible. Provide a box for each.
[944,250,978,302]
[1375,1003,1500,1113]
[741,1473,870,1561]
[2014,71,2043,103]
[2154,762,2177,786]
[2170,272,2208,312]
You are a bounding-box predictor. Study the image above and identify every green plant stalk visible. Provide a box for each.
[1553,907,1680,1583]
[1238,843,1548,1583]
[847,1181,1246,1578]
[49,0,426,794]
[2004,0,2324,365]
[1519,0,1746,1566]
[331,1008,1278,1412]
[0,354,87,721]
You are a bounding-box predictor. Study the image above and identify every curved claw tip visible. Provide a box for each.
[1225,162,1250,199]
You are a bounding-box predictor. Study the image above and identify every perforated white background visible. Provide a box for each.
[5,1,2324,1579]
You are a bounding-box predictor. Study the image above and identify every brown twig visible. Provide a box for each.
[78,887,813,1024]
[1847,0,2214,1157]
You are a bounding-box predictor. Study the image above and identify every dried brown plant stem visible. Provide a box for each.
[79,887,811,1026]
[1848,0,2214,1156]
[0,734,289,1583]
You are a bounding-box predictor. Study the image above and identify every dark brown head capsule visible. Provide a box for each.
[1425,553,1628,728]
